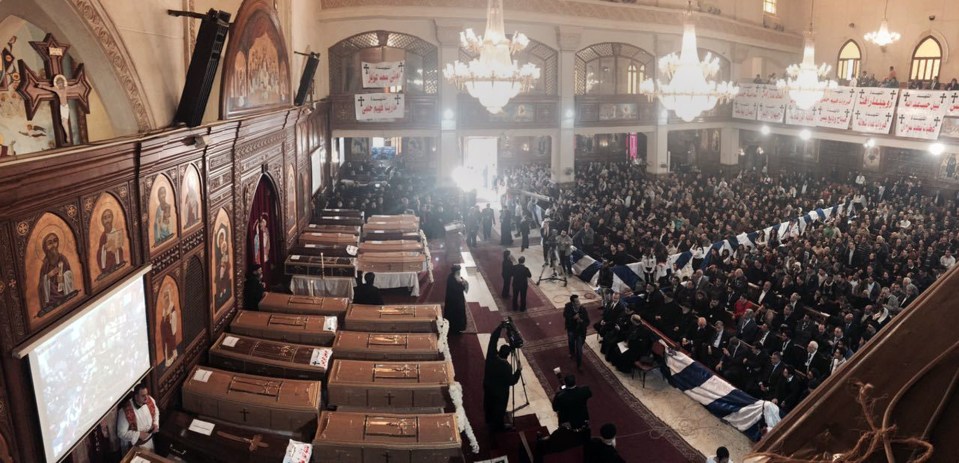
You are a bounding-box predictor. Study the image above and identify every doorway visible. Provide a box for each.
[460,137,498,198]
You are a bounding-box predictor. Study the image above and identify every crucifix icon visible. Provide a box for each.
[239,408,250,422]
[384,391,395,405]
[15,33,92,147]
[381,451,392,463]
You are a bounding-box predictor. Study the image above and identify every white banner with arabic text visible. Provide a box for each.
[851,110,895,134]
[733,101,757,120]
[898,90,949,115]
[756,102,786,123]
[361,61,405,88]
[785,103,817,127]
[816,107,853,130]
[819,86,857,112]
[895,112,944,140]
[355,93,405,121]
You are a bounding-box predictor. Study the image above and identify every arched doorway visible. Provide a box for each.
[246,175,282,287]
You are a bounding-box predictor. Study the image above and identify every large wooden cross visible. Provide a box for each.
[15,33,92,147]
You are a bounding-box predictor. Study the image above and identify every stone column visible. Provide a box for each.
[647,125,670,175]
[436,19,463,187]
[720,126,741,167]
[554,26,582,184]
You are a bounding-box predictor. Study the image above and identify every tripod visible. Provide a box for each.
[509,347,530,424]
[536,246,568,286]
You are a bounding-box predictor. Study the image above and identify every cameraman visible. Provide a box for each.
[484,321,523,432]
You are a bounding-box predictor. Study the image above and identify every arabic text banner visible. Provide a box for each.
[785,103,817,127]
[895,112,944,140]
[355,93,405,121]
[361,61,405,88]
[733,101,757,120]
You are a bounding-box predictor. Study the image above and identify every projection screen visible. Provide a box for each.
[17,266,151,462]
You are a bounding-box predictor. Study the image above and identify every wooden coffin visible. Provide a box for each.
[289,244,355,258]
[306,223,362,235]
[357,252,427,273]
[298,232,360,246]
[181,366,321,434]
[258,293,350,317]
[313,411,461,463]
[362,230,421,242]
[332,331,443,361]
[345,304,440,333]
[369,215,420,226]
[327,360,454,410]
[358,240,424,254]
[320,208,363,218]
[284,255,356,278]
[158,410,291,463]
[313,215,364,227]
[230,310,337,346]
[364,221,419,234]
[208,332,332,380]
[121,448,176,463]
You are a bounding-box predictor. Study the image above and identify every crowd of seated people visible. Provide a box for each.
[326,165,467,238]
[516,160,957,422]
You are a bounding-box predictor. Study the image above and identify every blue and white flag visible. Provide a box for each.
[662,342,774,440]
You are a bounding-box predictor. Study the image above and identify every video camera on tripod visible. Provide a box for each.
[502,316,524,349]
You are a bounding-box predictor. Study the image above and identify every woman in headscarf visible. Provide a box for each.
[444,264,469,334]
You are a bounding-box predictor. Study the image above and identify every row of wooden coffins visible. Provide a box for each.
[153,293,464,463]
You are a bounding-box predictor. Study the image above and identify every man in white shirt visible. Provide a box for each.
[706,446,732,463]
[940,250,956,269]
[116,384,160,453]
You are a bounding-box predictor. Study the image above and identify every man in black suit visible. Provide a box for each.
[353,272,384,305]
[702,320,729,364]
[717,337,749,385]
[564,295,590,369]
[759,351,785,400]
[552,375,592,431]
[736,309,759,343]
[775,366,804,415]
[778,326,805,368]
[682,317,710,355]
[511,256,532,311]
[483,322,522,432]
[801,341,829,379]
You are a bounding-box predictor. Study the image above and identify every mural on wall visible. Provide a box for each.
[87,192,130,290]
[210,208,235,316]
[299,172,310,220]
[180,164,202,233]
[0,17,57,156]
[220,0,291,119]
[863,146,882,171]
[154,275,183,373]
[147,173,178,253]
[939,152,959,183]
[286,164,296,233]
[23,212,85,331]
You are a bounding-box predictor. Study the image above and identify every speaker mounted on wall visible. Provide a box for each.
[173,9,231,127]
[294,52,320,106]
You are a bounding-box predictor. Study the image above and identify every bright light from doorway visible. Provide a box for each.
[929,143,945,156]
[799,129,812,141]
[761,125,771,135]
[452,166,481,191]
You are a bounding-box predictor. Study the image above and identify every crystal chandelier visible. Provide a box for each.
[639,3,738,122]
[864,0,900,47]
[776,1,837,110]
[443,0,540,114]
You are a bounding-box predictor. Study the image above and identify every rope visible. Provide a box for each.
[745,337,959,463]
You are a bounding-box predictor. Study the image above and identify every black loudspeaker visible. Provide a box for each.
[294,52,320,106]
[174,9,231,127]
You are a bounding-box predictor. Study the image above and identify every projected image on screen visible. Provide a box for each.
[28,271,150,462]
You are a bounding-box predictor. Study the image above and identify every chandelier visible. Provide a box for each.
[864,0,900,47]
[639,3,738,122]
[443,0,540,114]
[776,2,836,110]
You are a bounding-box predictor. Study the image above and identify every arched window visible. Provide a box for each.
[837,40,861,82]
[328,31,438,95]
[575,43,653,95]
[763,0,777,15]
[910,37,942,83]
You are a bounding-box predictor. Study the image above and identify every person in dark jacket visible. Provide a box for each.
[519,215,531,252]
[564,295,590,368]
[243,264,265,309]
[483,322,522,432]
[583,423,625,463]
[512,256,532,311]
[443,265,469,334]
[597,260,615,306]
[501,250,514,298]
[552,374,592,430]
[353,272,384,305]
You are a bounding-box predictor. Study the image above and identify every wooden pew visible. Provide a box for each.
[327,359,454,410]
[312,411,462,463]
[344,304,440,333]
[230,310,337,346]
[208,332,332,380]
[332,331,443,361]
[181,366,321,435]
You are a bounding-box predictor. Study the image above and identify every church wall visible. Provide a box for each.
[0,103,325,462]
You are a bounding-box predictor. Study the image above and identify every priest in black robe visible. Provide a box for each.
[444,264,469,334]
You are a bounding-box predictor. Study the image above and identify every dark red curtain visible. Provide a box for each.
[247,177,281,286]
